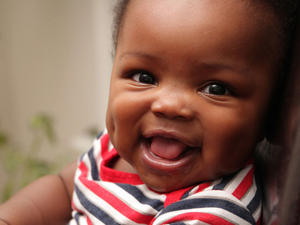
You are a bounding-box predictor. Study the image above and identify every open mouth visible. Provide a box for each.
[145,136,191,160]
[141,135,201,173]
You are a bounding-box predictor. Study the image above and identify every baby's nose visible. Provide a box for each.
[151,90,195,120]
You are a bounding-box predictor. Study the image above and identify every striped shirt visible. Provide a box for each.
[69,130,262,225]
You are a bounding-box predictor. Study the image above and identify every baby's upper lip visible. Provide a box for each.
[143,128,201,148]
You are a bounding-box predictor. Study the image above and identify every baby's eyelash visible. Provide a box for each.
[199,82,234,96]
[128,71,157,85]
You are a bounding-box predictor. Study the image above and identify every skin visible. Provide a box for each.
[0,162,76,224]
[106,0,279,192]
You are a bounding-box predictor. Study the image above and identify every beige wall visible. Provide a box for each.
[0,0,116,158]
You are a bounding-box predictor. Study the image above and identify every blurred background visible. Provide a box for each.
[0,0,116,201]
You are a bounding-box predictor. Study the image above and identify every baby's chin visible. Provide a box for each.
[146,181,190,193]
[138,172,202,193]
[140,165,244,193]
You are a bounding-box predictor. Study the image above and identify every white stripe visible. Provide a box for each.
[87,211,106,225]
[241,176,257,205]
[94,128,109,163]
[169,219,211,225]
[137,184,167,202]
[204,179,222,191]
[108,141,114,151]
[71,194,89,225]
[100,181,159,215]
[190,190,248,209]
[252,202,262,222]
[182,220,210,225]
[73,191,106,225]
[74,166,82,183]
[94,137,102,163]
[225,164,252,194]
[153,207,251,225]
[68,213,78,225]
[187,186,201,196]
[82,157,93,181]
[78,215,90,225]
[100,128,115,152]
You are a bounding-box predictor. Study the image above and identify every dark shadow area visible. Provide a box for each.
[256,9,300,225]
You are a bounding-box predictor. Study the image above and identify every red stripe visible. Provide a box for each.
[195,182,211,193]
[100,165,143,184]
[164,186,194,207]
[97,133,143,184]
[79,161,89,177]
[79,163,153,224]
[256,215,262,225]
[232,167,254,199]
[158,212,235,225]
[99,147,143,184]
[86,216,93,225]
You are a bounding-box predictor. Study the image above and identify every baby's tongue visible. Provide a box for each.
[150,137,186,160]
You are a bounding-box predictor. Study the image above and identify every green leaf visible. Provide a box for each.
[0,132,8,146]
[30,113,55,143]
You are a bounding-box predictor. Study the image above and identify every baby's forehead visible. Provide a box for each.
[120,0,280,68]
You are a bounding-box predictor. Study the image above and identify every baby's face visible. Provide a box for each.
[106,0,278,192]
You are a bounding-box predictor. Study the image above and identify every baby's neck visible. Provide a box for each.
[111,156,137,174]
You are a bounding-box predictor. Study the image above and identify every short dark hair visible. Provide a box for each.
[112,0,130,56]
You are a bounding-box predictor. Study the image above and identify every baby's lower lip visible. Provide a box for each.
[140,138,198,173]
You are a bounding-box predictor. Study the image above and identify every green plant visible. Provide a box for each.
[0,113,59,202]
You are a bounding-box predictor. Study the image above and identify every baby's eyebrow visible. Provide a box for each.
[119,51,161,63]
[118,51,167,71]
[119,51,250,75]
[197,62,249,74]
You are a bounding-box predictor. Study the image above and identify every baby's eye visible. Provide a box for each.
[132,72,156,85]
[201,83,230,96]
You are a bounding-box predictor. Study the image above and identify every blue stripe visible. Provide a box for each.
[79,152,85,162]
[247,174,262,214]
[160,198,256,224]
[247,189,261,214]
[74,212,81,224]
[96,131,103,139]
[171,222,187,225]
[116,183,164,211]
[181,188,194,200]
[88,147,99,180]
[75,185,120,225]
[212,174,235,190]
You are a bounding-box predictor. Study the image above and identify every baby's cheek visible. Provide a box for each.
[106,98,127,140]
[203,113,257,164]
[110,98,134,126]
[106,98,135,138]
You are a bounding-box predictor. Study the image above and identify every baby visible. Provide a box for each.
[0,0,298,224]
